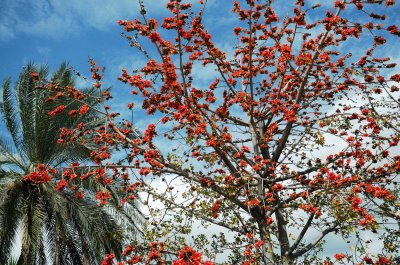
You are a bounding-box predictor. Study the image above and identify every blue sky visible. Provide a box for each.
[1,0,399,87]
[2,0,399,94]
[0,0,226,85]
[0,0,157,84]
[0,0,231,130]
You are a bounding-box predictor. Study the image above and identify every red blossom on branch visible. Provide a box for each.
[48,105,66,116]
[42,0,400,263]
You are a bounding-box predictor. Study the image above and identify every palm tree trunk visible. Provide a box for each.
[17,237,34,265]
[16,251,29,265]
[53,220,61,265]
[16,254,25,265]
[77,223,91,265]
[18,202,33,265]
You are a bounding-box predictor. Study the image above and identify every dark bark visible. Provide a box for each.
[77,223,91,265]
[53,220,61,265]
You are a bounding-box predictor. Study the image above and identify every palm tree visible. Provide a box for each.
[6,257,18,265]
[0,63,142,265]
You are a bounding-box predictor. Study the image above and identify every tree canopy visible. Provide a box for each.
[18,0,400,264]
[0,63,142,265]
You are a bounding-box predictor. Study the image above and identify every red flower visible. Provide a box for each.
[139,167,151,176]
[364,75,374,82]
[68,109,78,117]
[386,0,395,6]
[148,251,161,261]
[255,240,264,248]
[55,179,68,191]
[75,191,84,199]
[24,171,51,184]
[24,164,53,184]
[377,257,391,264]
[211,200,220,218]
[387,25,400,36]
[127,102,135,109]
[173,246,205,265]
[101,253,115,265]
[79,104,89,115]
[30,72,39,81]
[122,245,134,256]
[363,257,373,264]
[143,124,157,143]
[334,253,346,260]
[149,32,162,43]
[390,74,400,82]
[233,27,242,36]
[374,36,386,45]
[48,105,66,116]
[37,164,46,171]
[96,190,111,206]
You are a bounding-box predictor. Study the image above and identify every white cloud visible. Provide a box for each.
[0,0,169,41]
[0,23,15,41]
[36,46,52,57]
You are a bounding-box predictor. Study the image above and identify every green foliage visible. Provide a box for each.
[0,63,142,265]
[6,257,18,265]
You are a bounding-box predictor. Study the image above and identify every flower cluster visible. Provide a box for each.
[173,246,213,265]
[48,105,66,116]
[23,164,55,184]
[96,190,111,206]
[55,179,68,191]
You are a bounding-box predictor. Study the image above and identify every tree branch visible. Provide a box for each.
[291,221,340,258]
[288,213,315,254]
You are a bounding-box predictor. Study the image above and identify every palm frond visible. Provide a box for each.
[0,136,27,172]
[17,63,41,161]
[19,192,46,265]
[0,77,25,157]
[106,185,144,237]
[70,170,144,237]
[6,257,18,265]
[35,232,47,265]
[63,192,124,260]
[0,62,143,264]
[0,181,23,264]
[51,62,74,87]
[63,220,84,265]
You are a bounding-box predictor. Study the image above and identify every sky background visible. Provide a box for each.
[0,0,229,131]
[1,0,400,262]
[0,0,167,90]
[1,0,399,99]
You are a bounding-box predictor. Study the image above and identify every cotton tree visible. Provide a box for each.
[35,0,400,264]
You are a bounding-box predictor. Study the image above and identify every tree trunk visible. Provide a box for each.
[16,253,27,265]
[258,222,275,264]
[18,202,33,265]
[281,255,295,265]
[17,243,33,265]
[16,254,24,265]
[53,219,61,265]
[77,223,91,265]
